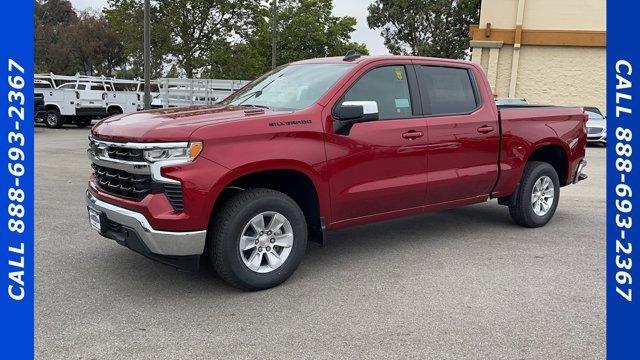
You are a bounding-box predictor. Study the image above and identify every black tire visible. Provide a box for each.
[509,161,560,228]
[45,109,63,128]
[210,188,307,290]
[108,107,123,117]
[75,117,92,128]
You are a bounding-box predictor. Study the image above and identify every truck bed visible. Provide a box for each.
[492,105,588,198]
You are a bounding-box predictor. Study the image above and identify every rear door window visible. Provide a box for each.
[342,65,413,120]
[416,66,478,115]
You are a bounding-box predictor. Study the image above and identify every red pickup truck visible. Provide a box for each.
[86,54,588,290]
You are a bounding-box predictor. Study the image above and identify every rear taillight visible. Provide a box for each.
[75,91,80,100]
[102,92,107,100]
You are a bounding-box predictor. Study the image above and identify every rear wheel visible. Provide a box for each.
[45,109,63,128]
[509,161,560,228]
[210,188,307,290]
[108,107,123,117]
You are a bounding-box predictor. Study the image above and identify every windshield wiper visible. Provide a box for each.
[234,74,283,106]
[241,104,270,109]
[233,89,263,105]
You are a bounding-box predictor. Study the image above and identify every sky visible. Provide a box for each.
[69,0,389,55]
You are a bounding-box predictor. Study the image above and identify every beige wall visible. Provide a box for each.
[472,0,606,114]
[480,0,605,30]
[492,45,605,111]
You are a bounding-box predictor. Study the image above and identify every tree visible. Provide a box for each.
[37,0,367,79]
[103,0,171,78]
[35,0,78,73]
[35,1,127,75]
[207,0,368,79]
[61,13,126,75]
[267,0,368,65]
[157,0,260,78]
[367,0,480,59]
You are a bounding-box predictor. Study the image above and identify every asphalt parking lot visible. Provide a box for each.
[35,125,605,359]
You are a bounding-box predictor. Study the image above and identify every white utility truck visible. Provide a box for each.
[154,78,250,108]
[34,73,250,128]
[34,74,139,128]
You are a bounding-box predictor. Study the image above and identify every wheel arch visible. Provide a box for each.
[208,162,328,246]
[107,105,123,114]
[526,142,570,186]
[44,104,61,113]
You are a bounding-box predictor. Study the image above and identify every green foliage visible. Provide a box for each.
[367,0,480,59]
[36,0,368,79]
[156,0,261,77]
[207,0,368,79]
[35,0,77,73]
[35,0,125,75]
[103,0,172,78]
[267,0,369,65]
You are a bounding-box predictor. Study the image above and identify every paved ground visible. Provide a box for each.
[35,125,605,359]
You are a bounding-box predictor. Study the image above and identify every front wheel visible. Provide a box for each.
[508,161,560,228]
[45,109,64,128]
[210,189,307,290]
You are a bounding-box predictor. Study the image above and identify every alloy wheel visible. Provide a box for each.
[238,211,294,273]
[531,175,555,216]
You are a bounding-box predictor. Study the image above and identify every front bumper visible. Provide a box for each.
[587,135,606,143]
[587,127,606,143]
[86,191,207,268]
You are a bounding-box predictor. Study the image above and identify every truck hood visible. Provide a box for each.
[91,105,283,142]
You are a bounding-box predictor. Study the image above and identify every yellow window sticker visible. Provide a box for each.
[394,68,404,81]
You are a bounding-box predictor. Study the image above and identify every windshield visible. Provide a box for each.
[586,111,604,120]
[223,63,354,110]
[34,82,51,89]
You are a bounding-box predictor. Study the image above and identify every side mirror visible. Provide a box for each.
[336,101,379,121]
[333,101,379,135]
[336,104,364,120]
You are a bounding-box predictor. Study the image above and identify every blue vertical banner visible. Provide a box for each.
[0,1,35,359]
[607,0,640,359]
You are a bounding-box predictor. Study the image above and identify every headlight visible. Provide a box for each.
[143,141,203,162]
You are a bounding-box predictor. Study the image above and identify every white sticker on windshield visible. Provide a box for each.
[395,98,410,108]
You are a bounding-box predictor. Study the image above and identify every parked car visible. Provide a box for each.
[585,108,606,145]
[86,54,588,290]
[583,106,604,117]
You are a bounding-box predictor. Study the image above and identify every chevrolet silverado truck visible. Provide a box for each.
[86,53,588,290]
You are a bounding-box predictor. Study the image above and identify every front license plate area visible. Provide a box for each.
[88,208,102,233]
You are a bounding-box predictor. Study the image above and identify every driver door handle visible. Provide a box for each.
[402,130,424,140]
[477,125,494,134]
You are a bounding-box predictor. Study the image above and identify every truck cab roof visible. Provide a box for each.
[290,55,475,67]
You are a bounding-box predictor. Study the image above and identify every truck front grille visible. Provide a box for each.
[106,146,145,162]
[92,163,152,200]
[587,127,603,135]
[89,137,186,212]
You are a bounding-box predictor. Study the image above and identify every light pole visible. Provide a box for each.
[143,0,151,110]
[271,0,277,69]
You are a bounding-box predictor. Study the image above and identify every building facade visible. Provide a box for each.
[470,0,606,113]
